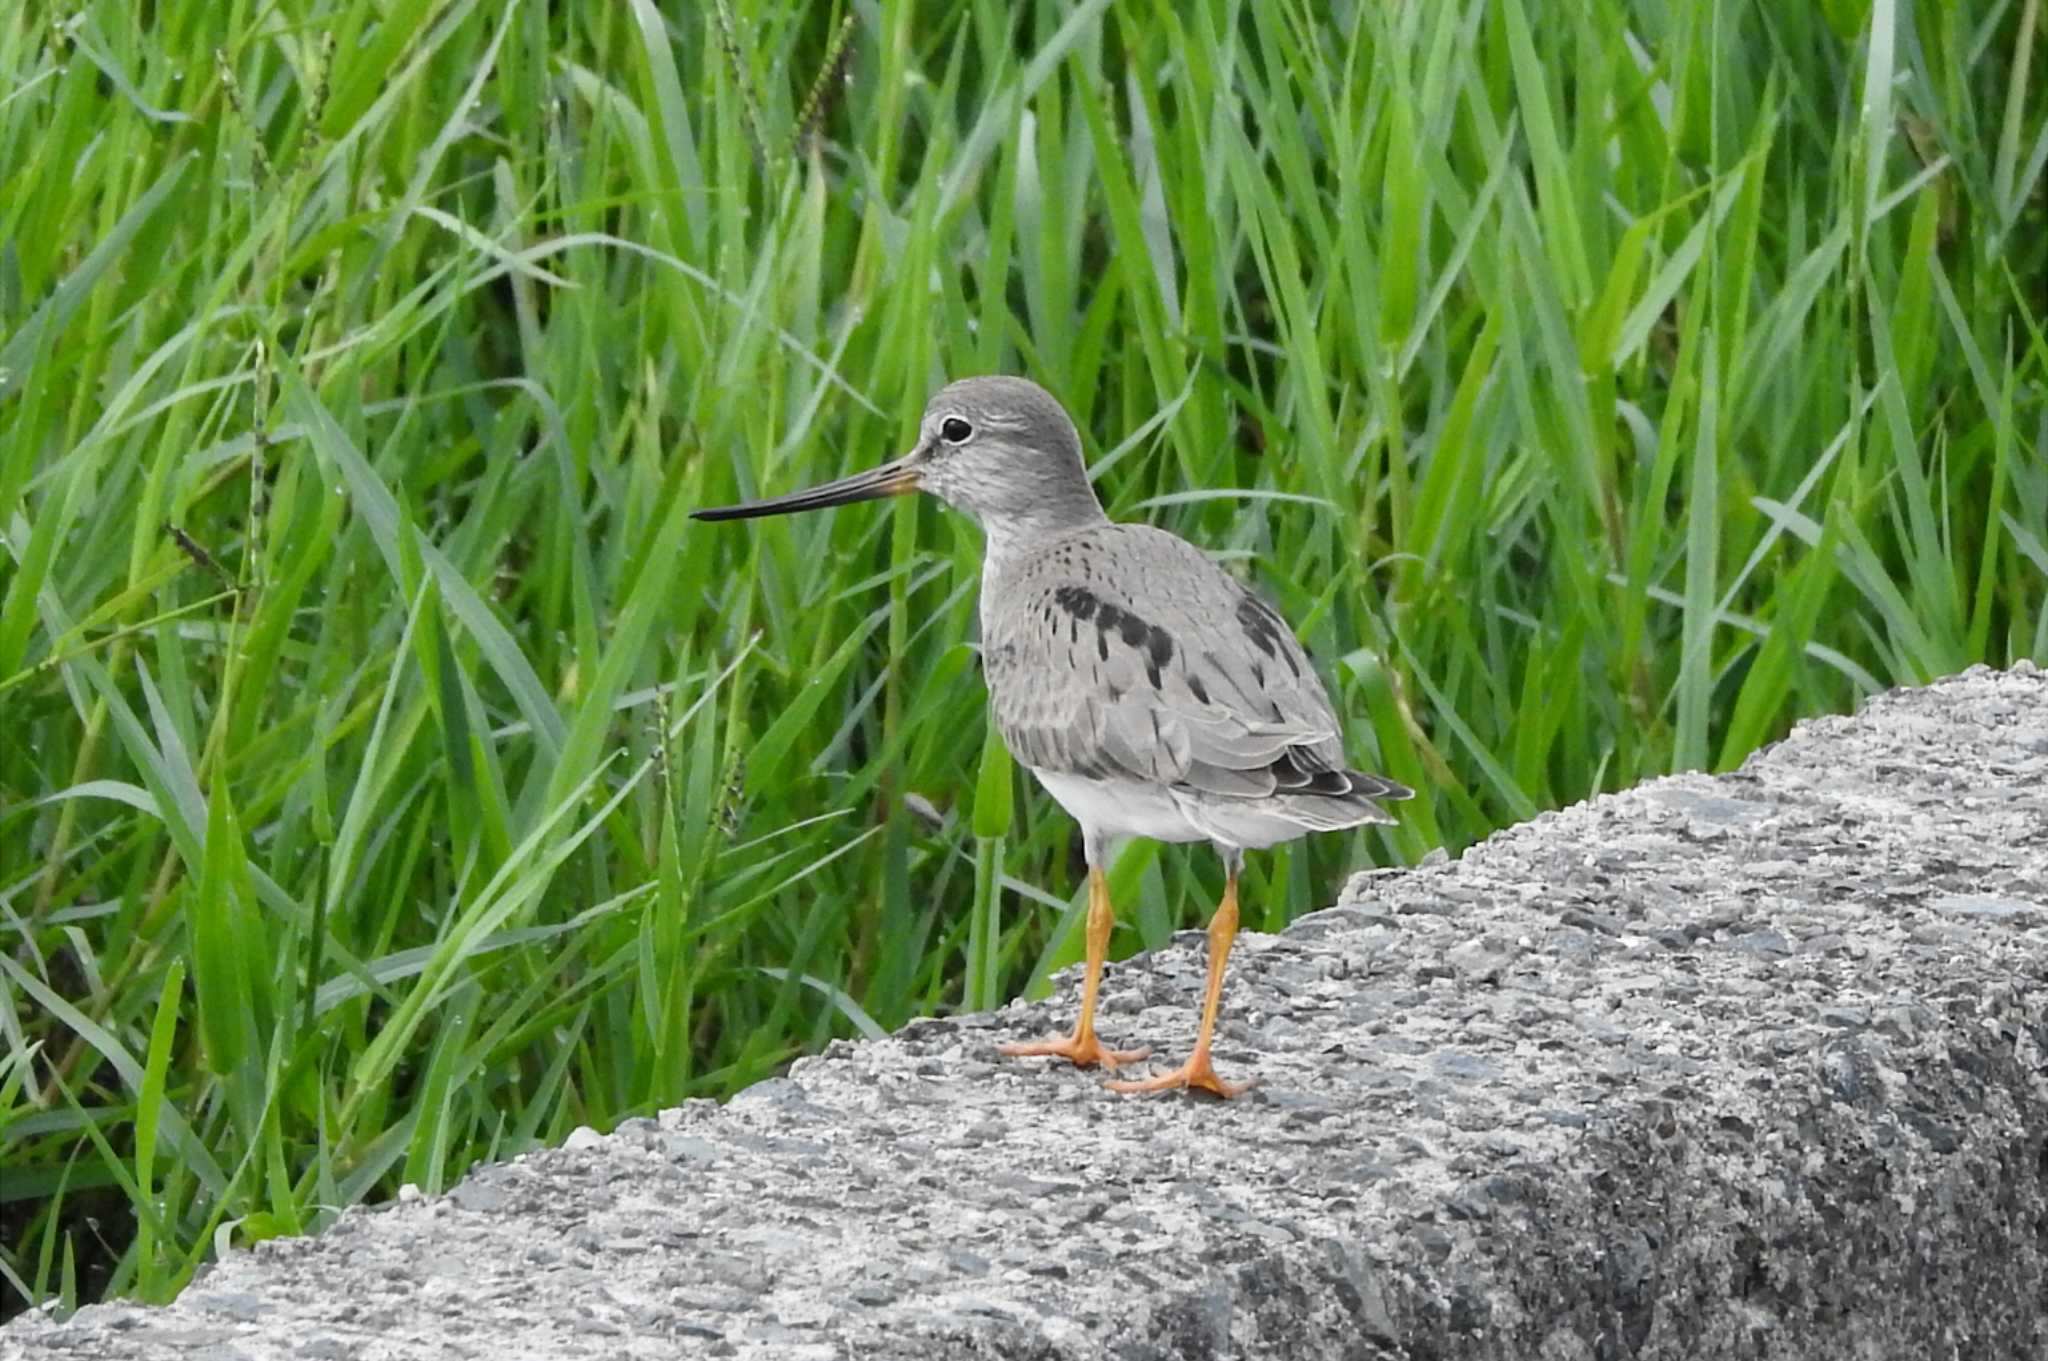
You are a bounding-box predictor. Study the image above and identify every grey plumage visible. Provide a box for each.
[982,520,1410,848]
[695,373,1409,850]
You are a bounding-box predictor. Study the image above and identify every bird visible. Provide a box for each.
[692,376,1410,1096]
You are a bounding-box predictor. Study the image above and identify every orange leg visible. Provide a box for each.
[999,866,1150,1070]
[1108,865,1250,1098]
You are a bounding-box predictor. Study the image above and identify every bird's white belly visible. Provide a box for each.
[1029,769,1208,844]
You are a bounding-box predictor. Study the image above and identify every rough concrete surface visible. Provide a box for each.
[6,663,2045,1359]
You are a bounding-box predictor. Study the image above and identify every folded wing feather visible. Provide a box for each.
[984,524,1389,810]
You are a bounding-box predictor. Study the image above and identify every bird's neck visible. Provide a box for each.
[978,501,1111,588]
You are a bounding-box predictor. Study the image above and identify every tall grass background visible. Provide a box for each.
[2,0,2044,1315]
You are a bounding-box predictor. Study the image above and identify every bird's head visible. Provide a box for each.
[691,376,1106,541]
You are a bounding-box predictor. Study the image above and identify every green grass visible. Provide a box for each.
[3,0,2044,1316]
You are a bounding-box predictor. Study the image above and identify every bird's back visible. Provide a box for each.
[981,522,1408,848]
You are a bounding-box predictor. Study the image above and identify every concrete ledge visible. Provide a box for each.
[6,664,2045,1359]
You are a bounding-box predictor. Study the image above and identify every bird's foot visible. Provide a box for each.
[1105,1050,1251,1099]
[999,1029,1151,1071]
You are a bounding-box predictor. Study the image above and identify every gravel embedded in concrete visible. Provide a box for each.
[4,663,2044,1359]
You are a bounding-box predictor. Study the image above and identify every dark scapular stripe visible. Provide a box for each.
[1054,584,1176,690]
[1236,592,1300,679]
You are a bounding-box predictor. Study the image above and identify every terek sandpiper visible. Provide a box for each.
[693,376,1410,1096]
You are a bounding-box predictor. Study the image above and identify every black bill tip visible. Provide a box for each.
[692,458,920,522]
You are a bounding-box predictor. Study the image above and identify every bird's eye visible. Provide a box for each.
[940,416,974,444]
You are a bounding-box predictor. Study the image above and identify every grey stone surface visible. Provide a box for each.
[5,663,2045,1359]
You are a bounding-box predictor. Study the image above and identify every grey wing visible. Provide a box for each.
[984,524,1410,821]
